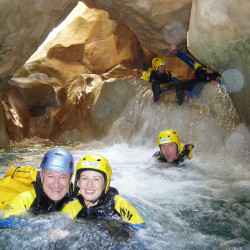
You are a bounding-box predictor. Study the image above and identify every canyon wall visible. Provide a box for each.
[0,0,249,144]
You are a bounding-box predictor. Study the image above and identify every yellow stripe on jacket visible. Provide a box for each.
[114,195,144,225]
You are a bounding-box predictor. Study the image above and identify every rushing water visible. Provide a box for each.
[0,83,250,249]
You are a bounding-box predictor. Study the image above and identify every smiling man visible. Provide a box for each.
[3,148,74,218]
[153,130,194,166]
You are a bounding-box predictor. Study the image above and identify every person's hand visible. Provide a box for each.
[210,80,219,85]
[168,45,178,54]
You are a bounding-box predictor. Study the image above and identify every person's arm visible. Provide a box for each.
[166,70,180,83]
[61,199,83,219]
[0,216,28,228]
[1,189,36,228]
[169,45,203,70]
[176,51,197,69]
[171,77,180,82]
[114,195,145,231]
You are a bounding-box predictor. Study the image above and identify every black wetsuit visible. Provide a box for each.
[74,187,119,219]
[30,180,73,215]
[150,70,174,102]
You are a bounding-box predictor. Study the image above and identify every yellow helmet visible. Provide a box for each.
[152,57,166,71]
[158,129,180,153]
[74,154,112,195]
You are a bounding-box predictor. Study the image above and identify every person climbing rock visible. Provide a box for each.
[140,57,179,102]
[168,45,221,104]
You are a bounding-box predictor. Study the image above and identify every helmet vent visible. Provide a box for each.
[42,157,48,164]
[55,152,64,156]
[69,162,73,169]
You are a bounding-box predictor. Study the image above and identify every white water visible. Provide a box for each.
[0,83,250,249]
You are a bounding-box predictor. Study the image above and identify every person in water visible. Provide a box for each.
[153,130,194,166]
[3,148,74,220]
[140,57,179,102]
[168,45,221,104]
[62,154,145,231]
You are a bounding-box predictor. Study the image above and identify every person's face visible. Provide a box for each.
[160,143,179,162]
[40,169,71,201]
[157,65,165,74]
[78,171,105,203]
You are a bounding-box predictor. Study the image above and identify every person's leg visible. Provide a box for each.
[192,82,207,96]
[176,86,185,105]
[152,82,162,102]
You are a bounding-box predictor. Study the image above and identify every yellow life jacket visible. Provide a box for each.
[0,166,37,210]
[179,143,193,159]
[140,68,172,82]
[140,68,153,81]
[62,194,144,225]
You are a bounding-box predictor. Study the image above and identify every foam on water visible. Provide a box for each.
[0,132,250,249]
[0,80,249,248]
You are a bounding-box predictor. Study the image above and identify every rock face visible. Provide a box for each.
[81,0,192,56]
[188,0,250,128]
[0,0,77,83]
[81,0,250,126]
[2,74,59,141]
[0,0,249,144]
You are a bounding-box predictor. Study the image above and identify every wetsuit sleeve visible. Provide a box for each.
[171,77,180,82]
[0,216,28,228]
[163,70,179,83]
[176,51,203,71]
[114,195,145,229]
[3,189,36,218]
[61,200,83,219]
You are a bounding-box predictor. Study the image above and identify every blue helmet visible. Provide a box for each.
[40,148,74,174]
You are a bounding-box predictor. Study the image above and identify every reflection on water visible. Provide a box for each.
[0,82,250,249]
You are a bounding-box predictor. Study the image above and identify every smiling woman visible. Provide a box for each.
[78,170,105,206]
[62,154,145,231]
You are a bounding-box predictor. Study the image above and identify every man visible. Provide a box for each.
[1,148,74,226]
[153,130,194,166]
[140,57,179,102]
[168,45,221,104]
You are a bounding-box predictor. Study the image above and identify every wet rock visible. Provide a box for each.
[2,76,59,141]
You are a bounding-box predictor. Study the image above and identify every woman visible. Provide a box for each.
[62,154,145,231]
